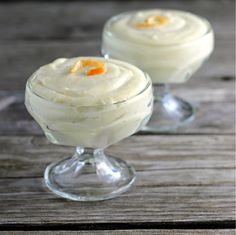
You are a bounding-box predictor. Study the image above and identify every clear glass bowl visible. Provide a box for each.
[25,72,153,201]
[102,11,214,132]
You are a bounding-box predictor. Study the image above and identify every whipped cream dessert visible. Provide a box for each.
[102,9,214,83]
[25,57,152,148]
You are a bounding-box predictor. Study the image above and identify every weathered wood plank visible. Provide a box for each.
[1,179,234,224]
[0,36,234,91]
[0,0,234,41]
[2,230,236,235]
[0,41,100,90]
[0,135,234,224]
[0,74,234,136]
[0,37,234,135]
[1,100,233,135]
[0,135,234,178]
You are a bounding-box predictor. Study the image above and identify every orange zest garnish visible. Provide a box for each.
[134,15,169,28]
[69,59,106,76]
[146,15,169,25]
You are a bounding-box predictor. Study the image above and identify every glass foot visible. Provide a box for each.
[44,147,135,201]
[142,85,195,133]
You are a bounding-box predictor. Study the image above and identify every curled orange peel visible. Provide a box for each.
[134,15,169,28]
[69,59,106,76]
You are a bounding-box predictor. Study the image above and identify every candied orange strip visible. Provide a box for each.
[134,15,169,28]
[69,59,106,76]
[146,15,169,26]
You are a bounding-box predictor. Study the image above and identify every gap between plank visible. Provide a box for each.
[0,221,235,231]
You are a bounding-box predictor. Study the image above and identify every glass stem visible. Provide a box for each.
[74,147,105,161]
[154,84,169,101]
[74,147,122,184]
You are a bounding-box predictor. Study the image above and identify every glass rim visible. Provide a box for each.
[26,71,152,108]
[103,9,214,47]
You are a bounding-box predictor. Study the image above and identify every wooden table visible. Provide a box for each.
[0,1,235,234]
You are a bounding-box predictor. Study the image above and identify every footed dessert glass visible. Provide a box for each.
[25,57,153,201]
[102,9,214,132]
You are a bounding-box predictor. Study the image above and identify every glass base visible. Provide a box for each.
[44,147,135,201]
[142,85,195,133]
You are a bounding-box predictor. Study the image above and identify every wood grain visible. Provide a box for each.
[0,37,234,91]
[0,1,234,91]
[0,135,234,224]
[0,0,235,232]
[2,230,236,235]
[0,0,234,41]
[0,135,234,178]
[0,76,234,136]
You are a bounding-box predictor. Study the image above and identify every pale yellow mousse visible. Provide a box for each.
[25,57,153,148]
[102,9,214,83]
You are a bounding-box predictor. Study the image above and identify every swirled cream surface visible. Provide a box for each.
[102,9,214,83]
[104,9,209,45]
[29,57,147,106]
[25,57,153,148]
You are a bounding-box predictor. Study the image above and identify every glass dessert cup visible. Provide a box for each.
[102,11,214,132]
[25,73,153,201]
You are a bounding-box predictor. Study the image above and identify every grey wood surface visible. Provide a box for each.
[0,0,235,234]
[0,37,234,90]
[0,0,234,91]
[0,78,234,136]
[0,135,235,224]
[0,0,234,41]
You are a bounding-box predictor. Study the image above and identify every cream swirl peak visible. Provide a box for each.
[105,9,210,45]
[29,57,148,106]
